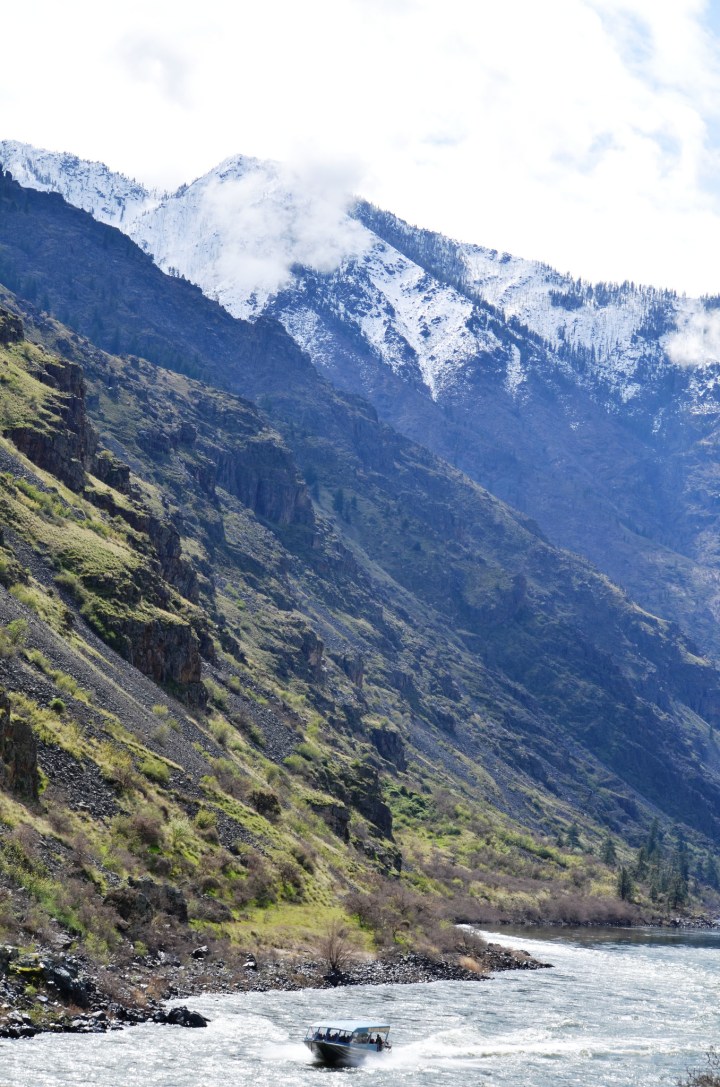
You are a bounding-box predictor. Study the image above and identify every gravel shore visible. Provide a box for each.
[0,941,551,1039]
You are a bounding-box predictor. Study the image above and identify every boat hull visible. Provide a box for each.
[304,1040,376,1067]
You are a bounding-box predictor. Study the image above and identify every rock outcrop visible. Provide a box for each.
[216,437,315,528]
[0,688,38,800]
[0,307,23,345]
[8,353,96,491]
[120,616,204,706]
[104,879,189,928]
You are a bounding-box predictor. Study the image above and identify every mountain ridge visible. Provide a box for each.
[0,153,719,995]
[1,168,719,845]
[4,141,720,671]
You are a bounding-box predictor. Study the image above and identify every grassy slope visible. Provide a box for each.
[0,180,717,970]
[0,300,717,979]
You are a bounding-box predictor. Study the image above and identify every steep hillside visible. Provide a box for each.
[1,169,720,851]
[1,171,720,1021]
[5,143,720,668]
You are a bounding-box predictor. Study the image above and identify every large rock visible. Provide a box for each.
[0,307,23,345]
[308,799,350,842]
[369,726,407,771]
[118,616,205,706]
[103,885,154,926]
[215,437,315,528]
[158,1005,209,1028]
[105,878,188,925]
[128,878,188,923]
[0,688,39,800]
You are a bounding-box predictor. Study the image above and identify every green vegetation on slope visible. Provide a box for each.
[0,210,719,980]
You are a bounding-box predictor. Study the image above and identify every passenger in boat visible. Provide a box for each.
[376,1035,383,1051]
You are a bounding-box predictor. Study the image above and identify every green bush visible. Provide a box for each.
[139,757,170,786]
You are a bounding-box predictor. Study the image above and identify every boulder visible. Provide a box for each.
[128,878,188,923]
[160,1005,209,1028]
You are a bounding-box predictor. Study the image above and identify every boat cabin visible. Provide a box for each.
[304,1019,391,1064]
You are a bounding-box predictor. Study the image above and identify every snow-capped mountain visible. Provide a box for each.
[2,139,717,411]
[0,140,704,396]
[4,139,720,663]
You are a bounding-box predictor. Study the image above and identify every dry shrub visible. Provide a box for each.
[209,758,247,800]
[346,877,433,948]
[229,852,277,909]
[454,928,488,957]
[0,887,22,943]
[277,858,304,900]
[678,1049,720,1087]
[317,920,357,973]
[46,800,73,836]
[114,806,165,853]
[55,878,119,948]
[147,854,173,877]
[458,955,484,973]
[101,746,137,794]
[539,892,641,925]
[200,874,222,895]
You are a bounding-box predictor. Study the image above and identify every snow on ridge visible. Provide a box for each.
[5,140,720,405]
[128,153,373,320]
[0,139,161,228]
[459,244,653,357]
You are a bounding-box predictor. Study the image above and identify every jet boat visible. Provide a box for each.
[303,1019,392,1066]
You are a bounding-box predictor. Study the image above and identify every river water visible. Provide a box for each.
[1,927,718,1086]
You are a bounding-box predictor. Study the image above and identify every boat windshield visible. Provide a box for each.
[305,1023,390,1044]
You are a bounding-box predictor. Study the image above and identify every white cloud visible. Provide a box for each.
[666,309,720,366]
[2,0,720,293]
[207,157,371,299]
[115,33,192,107]
[132,153,372,315]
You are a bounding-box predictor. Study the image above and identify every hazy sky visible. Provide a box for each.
[3,0,719,294]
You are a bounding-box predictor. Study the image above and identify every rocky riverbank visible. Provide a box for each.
[0,940,550,1039]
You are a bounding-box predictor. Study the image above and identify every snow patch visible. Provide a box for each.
[505,346,525,397]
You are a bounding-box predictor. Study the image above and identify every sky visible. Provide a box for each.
[2,0,720,295]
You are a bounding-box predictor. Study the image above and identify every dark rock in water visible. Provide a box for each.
[322,968,347,987]
[160,1006,209,1028]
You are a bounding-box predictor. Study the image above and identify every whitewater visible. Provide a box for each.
[1,927,717,1086]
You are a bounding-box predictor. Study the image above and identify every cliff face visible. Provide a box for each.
[2,258,720,849]
[0,309,204,703]
[215,437,314,528]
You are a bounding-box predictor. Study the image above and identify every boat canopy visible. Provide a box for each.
[307,1020,390,1033]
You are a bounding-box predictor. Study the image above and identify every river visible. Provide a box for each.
[1,927,718,1086]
